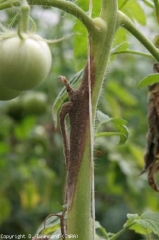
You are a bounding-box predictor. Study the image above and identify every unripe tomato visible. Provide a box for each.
[0,34,52,91]
[7,97,24,120]
[22,92,47,115]
[0,81,21,101]
[29,125,48,146]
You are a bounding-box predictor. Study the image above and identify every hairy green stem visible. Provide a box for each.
[19,0,30,33]
[153,0,159,23]
[66,1,118,239]
[0,0,19,8]
[109,228,128,240]
[91,0,118,118]
[109,223,136,240]
[118,11,159,61]
[111,50,152,58]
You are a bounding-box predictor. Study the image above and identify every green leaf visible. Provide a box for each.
[111,42,129,55]
[92,0,101,17]
[129,222,151,235]
[114,123,129,144]
[127,213,139,221]
[121,0,146,25]
[14,116,36,140]
[128,0,146,25]
[96,110,128,144]
[124,214,150,235]
[49,229,61,240]
[96,110,111,125]
[118,0,128,9]
[96,110,127,126]
[113,28,128,50]
[52,70,83,127]
[36,214,60,235]
[136,212,159,236]
[111,118,128,126]
[73,20,87,69]
[142,0,154,8]
[107,81,137,106]
[138,73,159,88]
[124,213,140,228]
[124,212,159,236]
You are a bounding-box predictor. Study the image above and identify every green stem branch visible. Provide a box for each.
[112,50,152,58]
[109,228,128,240]
[153,0,159,23]
[118,10,159,61]
[91,0,118,118]
[109,223,135,240]
[0,0,96,34]
[20,0,30,33]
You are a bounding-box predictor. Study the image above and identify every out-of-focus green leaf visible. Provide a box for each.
[73,20,87,69]
[127,144,144,167]
[92,0,101,17]
[126,0,146,25]
[107,81,137,106]
[76,0,101,17]
[111,118,128,125]
[96,110,128,144]
[14,116,36,140]
[20,181,40,209]
[111,42,129,55]
[0,142,9,154]
[112,28,128,50]
[118,0,128,9]
[76,0,88,11]
[138,73,159,88]
[0,195,11,224]
[119,0,146,25]
[142,0,154,8]
[52,70,83,127]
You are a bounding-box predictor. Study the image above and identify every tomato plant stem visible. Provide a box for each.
[118,10,159,61]
[20,0,30,33]
[66,1,118,240]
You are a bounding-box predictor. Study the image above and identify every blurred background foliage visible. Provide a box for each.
[0,0,159,239]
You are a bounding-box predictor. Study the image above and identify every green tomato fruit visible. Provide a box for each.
[0,34,52,91]
[29,125,48,146]
[22,92,47,115]
[0,81,21,101]
[7,97,24,120]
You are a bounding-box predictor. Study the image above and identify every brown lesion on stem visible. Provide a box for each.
[142,63,159,192]
[59,59,95,209]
